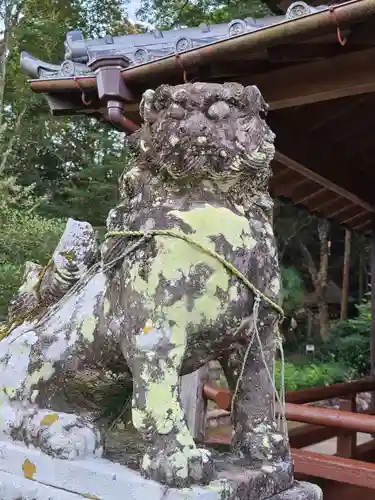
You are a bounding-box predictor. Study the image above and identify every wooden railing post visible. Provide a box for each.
[336,394,357,458]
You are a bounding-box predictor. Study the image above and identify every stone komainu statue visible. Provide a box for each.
[0,82,290,490]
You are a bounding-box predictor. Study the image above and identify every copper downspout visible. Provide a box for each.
[106,100,140,134]
[93,58,140,135]
[29,0,375,94]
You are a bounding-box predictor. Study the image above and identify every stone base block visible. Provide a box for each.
[271,482,323,500]
[0,441,323,500]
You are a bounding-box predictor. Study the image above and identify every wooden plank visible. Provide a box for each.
[180,365,209,441]
[292,448,375,489]
[248,47,375,109]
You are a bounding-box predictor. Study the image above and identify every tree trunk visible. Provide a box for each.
[318,220,330,341]
[359,243,364,302]
[340,229,351,320]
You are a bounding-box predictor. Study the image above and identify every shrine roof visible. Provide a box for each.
[22,0,375,234]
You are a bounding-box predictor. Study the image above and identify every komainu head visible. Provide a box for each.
[130,82,275,204]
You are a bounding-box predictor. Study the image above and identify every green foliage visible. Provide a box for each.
[0,0,132,320]
[280,266,304,317]
[274,360,347,392]
[2,0,131,230]
[137,0,270,29]
[322,301,371,378]
[0,208,65,320]
[25,124,133,228]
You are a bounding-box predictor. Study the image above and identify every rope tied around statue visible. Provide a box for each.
[0,227,287,433]
[105,228,287,433]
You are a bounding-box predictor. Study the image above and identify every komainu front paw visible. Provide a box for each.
[29,411,103,460]
[141,447,215,488]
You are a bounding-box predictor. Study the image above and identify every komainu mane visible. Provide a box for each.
[0,82,290,492]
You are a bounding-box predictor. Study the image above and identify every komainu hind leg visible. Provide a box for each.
[220,309,290,465]
[124,325,214,488]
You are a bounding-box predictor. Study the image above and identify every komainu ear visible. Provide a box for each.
[139,89,155,122]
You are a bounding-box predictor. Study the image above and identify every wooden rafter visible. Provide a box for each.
[274,151,374,213]
[296,187,327,205]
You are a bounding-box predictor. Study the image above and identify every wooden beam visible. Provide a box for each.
[248,48,375,109]
[203,378,375,410]
[354,219,372,232]
[308,196,343,213]
[272,176,310,196]
[292,449,375,489]
[329,204,359,219]
[343,211,369,225]
[286,402,375,434]
[295,187,327,205]
[304,95,369,134]
[293,186,327,205]
[274,151,374,213]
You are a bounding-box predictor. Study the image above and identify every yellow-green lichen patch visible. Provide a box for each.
[169,451,188,479]
[170,206,255,251]
[59,249,75,262]
[80,315,97,342]
[129,205,255,307]
[25,362,55,392]
[175,424,196,451]
[40,413,59,426]
[22,459,36,480]
[103,298,111,316]
[133,348,185,435]
[4,387,16,398]
[269,276,281,297]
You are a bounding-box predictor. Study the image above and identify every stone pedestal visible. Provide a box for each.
[0,441,322,500]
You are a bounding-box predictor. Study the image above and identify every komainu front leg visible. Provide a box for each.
[126,329,214,488]
[221,311,290,465]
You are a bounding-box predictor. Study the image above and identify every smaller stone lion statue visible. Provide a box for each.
[0,82,290,491]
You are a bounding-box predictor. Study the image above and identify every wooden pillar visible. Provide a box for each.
[180,365,209,442]
[340,229,351,320]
